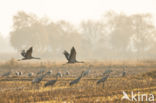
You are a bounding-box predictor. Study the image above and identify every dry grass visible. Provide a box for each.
[0,59,156,103]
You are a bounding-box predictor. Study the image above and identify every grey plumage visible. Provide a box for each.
[122,68,126,77]
[45,79,56,87]
[37,69,44,75]
[44,73,59,87]
[69,72,83,86]
[97,74,109,84]
[21,50,26,57]
[1,72,11,77]
[103,69,112,75]
[122,65,126,77]
[65,71,70,75]
[44,79,57,87]
[82,69,90,77]
[19,47,40,60]
[32,74,46,84]
[63,46,84,63]
[122,71,126,77]
[45,70,52,76]
[63,50,70,61]
[28,72,34,77]
[56,72,62,78]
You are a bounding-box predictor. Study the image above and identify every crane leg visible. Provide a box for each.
[103,82,105,89]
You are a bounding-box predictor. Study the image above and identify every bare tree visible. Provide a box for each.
[130,14,156,59]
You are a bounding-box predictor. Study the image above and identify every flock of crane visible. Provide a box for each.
[0,46,126,89]
[0,67,126,89]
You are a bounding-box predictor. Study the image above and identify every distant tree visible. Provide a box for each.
[10,11,49,52]
[47,21,82,57]
[9,11,156,60]
[56,21,82,48]
[10,11,83,59]
[79,20,108,58]
[130,14,156,58]
[105,13,133,51]
[80,20,105,45]
[12,11,37,30]
[101,12,156,59]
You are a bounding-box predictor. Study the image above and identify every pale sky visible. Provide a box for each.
[0,0,156,38]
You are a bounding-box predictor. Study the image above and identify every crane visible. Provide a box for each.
[18,47,40,61]
[69,71,84,86]
[97,74,110,88]
[63,46,84,63]
[44,74,58,87]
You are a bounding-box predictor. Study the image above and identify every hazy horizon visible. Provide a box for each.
[0,0,156,38]
[0,0,156,60]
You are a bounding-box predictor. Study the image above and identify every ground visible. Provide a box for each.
[0,59,156,103]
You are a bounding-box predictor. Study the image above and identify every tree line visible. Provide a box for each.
[10,11,156,60]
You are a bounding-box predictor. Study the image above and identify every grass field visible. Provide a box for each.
[0,59,156,103]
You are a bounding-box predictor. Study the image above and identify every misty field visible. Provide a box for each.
[0,59,156,103]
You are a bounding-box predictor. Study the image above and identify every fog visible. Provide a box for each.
[0,35,15,53]
[0,11,156,61]
[0,0,156,61]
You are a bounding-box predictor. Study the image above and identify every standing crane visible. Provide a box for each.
[82,69,90,77]
[32,73,47,84]
[32,73,47,89]
[18,47,40,61]
[56,72,62,78]
[45,70,52,76]
[15,71,23,76]
[97,74,110,88]
[65,71,70,75]
[28,72,34,77]
[82,65,92,77]
[63,46,84,63]
[1,71,11,77]
[36,69,45,75]
[44,74,58,87]
[103,69,112,76]
[69,71,84,86]
[122,68,126,77]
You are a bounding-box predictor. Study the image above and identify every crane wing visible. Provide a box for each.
[69,47,76,62]
[25,47,33,58]
[63,50,70,61]
[21,50,26,57]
